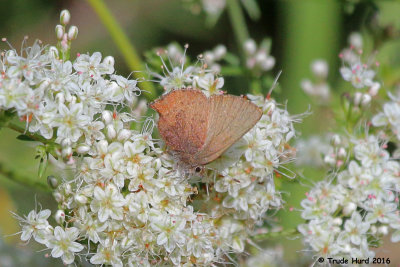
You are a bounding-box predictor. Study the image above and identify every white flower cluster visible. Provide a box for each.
[201,44,227,73]
[15,85,297,266]
[244,39,275,76]
[300,59,331,102]
[298,135,400,261]
[372,90,400,141]
[0,40,141,162]
[339,32,381,106]
[243,246,288,267]
[4,22,298,265]
[295,135,331,168]
[153,45,225,96]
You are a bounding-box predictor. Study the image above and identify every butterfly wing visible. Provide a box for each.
[193,94,262,165]
[150,89,209,164]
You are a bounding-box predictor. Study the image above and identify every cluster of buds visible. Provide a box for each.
[339,32,381,107]
[323,134,348,168]
[244,38,275,76]
[300,59,331,103]
[200,44,227,73]
[55,10,78,57]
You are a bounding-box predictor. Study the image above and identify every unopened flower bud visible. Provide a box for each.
[76,144,90,154]
[38,79,50,91]
[369,82,380,96]
[331,134,341,146]
[361,93,371,106]
[106,124,117,139]
[349,32,363,49]
[47,175,58,189]
[55,210,65,224]
[343,244,351,253]
[60,10,71,25]
[370,225,377,234]
[343,202,356,215]
[74,194,88,204]
[311,59,329,79]
[378,226,388,235]
[62,147,72,158]
[48,46,59,58]
[337,147,347,159]
[61,138,71,148]
[353,92,362,106]
[64,183,72,194]
[55,25,64,40]
[55,92,65,104]
[204,52,215,63]
[102,110,113,124]
[67,25,78,40]
[244,39,256,55]
[117,129,131,141]
[333,218,342,225]
[324,154,336,166]
[214,45,227,59]
[103,56,115,67]
[53,192,63,203]
[153,158,162,170]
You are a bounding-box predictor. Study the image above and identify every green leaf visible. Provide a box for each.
[16,134,35,141]
[240,0,261,20]
[38,153,48,179]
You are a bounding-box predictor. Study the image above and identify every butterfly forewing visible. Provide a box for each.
[193,94,262,165]
[150,90,209,162]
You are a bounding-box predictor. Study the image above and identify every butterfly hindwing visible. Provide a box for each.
[194,94,262,165]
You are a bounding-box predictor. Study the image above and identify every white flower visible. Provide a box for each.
[73,52,114,78]
[340,62,376,89]
[151,214,187,253]
[340,212,370,245]
[47,226,84,265]
[364,200,397,224]
[54,103,91,142]
[244,39,275,75]
[112,74,140,103]
[90,184,126,222]
[90,238,123,267]
[19,209,52,244]
[194,73,224,96]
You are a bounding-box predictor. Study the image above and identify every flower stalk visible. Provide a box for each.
[86,0,156,99]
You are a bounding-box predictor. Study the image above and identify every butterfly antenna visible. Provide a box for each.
[267,70,282,100]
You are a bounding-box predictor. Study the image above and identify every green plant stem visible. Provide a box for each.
[7,122,55,145]
[86,0,157,100]
[253,228,299,240]
[226,0,249,62]
[0,162,50,191]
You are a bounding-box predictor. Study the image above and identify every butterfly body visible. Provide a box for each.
[150,89,262,168]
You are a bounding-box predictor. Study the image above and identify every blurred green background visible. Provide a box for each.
[1,0,400,265]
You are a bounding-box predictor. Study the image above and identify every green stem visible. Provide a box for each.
[7,122,55,145]
[0,162,50,191]
[253,228,299,240]
[86,0,157,100]
[226,0,249,62]
[250,78,262,95]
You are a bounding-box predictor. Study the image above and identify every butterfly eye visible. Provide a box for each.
[195,166,202,173]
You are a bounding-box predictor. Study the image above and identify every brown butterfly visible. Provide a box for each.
[150,89,262,170]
